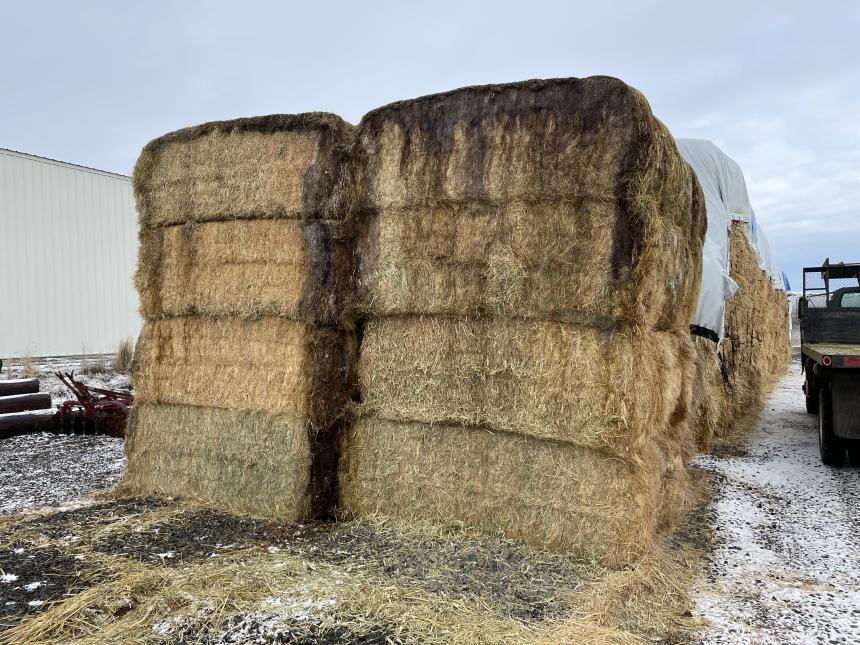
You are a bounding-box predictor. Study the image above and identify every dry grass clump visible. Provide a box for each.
[357,77,706,330]
[340,417,690,568]
[22,354,35,378]
[720,223,791,418]
[113,336,134,373]
[358,316,694,455]
[123,404,310,519]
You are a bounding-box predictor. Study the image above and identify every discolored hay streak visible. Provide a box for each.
[135,219,309,321]
[123,403,312,519]
[357,77,706,331]
[356,198,703,331]
[133,112,361,228]
[357,316,695,456]
[339,417,690,568]
[720,223,791,418]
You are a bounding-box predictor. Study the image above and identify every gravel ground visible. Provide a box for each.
[0,433,125,515]
[692,366,860,644]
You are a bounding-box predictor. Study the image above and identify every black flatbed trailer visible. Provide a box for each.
[799,262,860,466]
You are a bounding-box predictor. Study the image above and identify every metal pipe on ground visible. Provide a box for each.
[0,393,52,414]
[0,409,57,440]
[0,378,40,397]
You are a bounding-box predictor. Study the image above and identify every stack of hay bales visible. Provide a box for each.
[720,223,791,418]
[339,78,707,566]
[124,114,360,519]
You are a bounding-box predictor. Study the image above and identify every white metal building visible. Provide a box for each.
[0,148,140,358]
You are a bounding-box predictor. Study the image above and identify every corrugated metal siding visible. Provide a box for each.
[0,149,141,357]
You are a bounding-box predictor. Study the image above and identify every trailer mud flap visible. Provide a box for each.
[832,373,860,439]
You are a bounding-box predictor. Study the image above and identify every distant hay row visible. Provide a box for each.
[125,76,789,567]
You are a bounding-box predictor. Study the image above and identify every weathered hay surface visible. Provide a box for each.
[690,336,731,450]
[133,317,352,428]
[339,417,690,568]
[124,403,310,519]
[136,218,356,325]
[357,77,707,331]
[721,223,791,417]
[358,316,695,455]
[133,113,359,228]
[136,219,306,320]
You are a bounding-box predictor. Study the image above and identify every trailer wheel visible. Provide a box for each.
[847,442,860,468]
[804,374,819,414]
[819,386,845,466]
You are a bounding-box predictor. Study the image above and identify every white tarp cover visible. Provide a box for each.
[676,139,785,343]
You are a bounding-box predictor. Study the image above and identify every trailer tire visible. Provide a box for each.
[847,442,860,468]
[819,386,845,466]
[805,383,819,414]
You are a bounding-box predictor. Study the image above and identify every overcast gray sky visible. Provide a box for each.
[2,0,858,288]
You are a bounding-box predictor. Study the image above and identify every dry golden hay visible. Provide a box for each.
[357,77,707,331]
[133,112,360,228]
[339,416,691,569]
[357,315,695,456]
[721,222,791,417]
[123,403,311,519]
[136,218,357,326]
[133,316,354,429]
[689,335,731,450]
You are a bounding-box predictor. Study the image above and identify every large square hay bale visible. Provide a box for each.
[721,223,791,416]
[357,77,707,330]
[133,317,353,427]
[339,417,689,568]
[357,316,695,455]
[133,113,359,228]
[136,218,356,325]
[124,403,311,518]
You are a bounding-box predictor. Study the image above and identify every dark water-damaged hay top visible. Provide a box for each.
[357,76,707,330]
[359,76,693,213]
[133,112,362,227]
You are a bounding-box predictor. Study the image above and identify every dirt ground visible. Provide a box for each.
[691,366,860,643]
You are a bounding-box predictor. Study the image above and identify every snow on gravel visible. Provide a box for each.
[692,367,860,644]
[0,433,125,515]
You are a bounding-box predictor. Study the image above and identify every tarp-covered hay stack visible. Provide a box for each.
[125,114,360,519]
[340,77,708,567]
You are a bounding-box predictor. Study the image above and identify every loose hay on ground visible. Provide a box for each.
[0,499,697,644]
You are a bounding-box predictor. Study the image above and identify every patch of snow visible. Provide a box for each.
[23,581,43,592]
[27,600,44,607]
[1,574,19,583]
[692,368,860,644]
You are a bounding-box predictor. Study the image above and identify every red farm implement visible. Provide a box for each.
[55,371,133,438]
